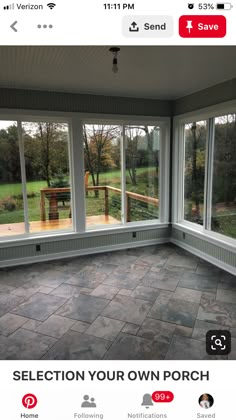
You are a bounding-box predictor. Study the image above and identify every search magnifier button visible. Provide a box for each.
[206,330,231,355]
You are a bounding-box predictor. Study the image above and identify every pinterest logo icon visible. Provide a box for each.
[22,394,38,409]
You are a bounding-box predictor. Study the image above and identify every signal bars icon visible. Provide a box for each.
[3,3,14,9]
[4,2,56,10]
[47,2,56,9]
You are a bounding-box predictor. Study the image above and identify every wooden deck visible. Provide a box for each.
[0,215,120,236]
[40,185,159,222]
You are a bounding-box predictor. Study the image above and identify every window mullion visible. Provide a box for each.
[71,117,85,232]
[179,124,185,222]
[17,121,30,234]
[205,118,215,231]
[159,125,167,223]
[121,125,126,225]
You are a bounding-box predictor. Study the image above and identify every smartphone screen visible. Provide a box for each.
[0,1,235,418]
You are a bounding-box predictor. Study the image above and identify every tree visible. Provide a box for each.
[213,114,236,206]
[0,124,21,183]
[83,125,119,195]
[125,126,139,186]
[125,125,159,187]
[24,122,69,186]
[184,122,206,223]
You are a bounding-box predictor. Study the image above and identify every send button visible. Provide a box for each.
[123,16,174,37]
[144,23,167,31]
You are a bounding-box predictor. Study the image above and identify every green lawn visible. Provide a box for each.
[0,168,159,225]
[0,179,69,224]
[0,167,156,199]
[1,172,235,235]
[212,214,236,239]
[184,199,236,239]
[1,172,235,236]
[0,180,47,200]
[86,167,158,222]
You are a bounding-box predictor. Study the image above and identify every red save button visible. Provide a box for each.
[179,15,226,37]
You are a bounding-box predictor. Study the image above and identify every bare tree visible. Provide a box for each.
[83,125,120,196]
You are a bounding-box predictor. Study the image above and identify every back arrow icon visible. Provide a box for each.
[10,21,18,32]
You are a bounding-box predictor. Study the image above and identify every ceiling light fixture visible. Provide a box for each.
[109,47,120,74]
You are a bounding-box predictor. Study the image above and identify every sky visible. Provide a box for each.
[0,120,17,130]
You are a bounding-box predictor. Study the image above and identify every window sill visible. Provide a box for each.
[173,222,236,253]
[0,221,170,248]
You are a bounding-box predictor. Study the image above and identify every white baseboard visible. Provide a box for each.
[2,235,234,275]
[171,238,236,276]
[0,238,169,268]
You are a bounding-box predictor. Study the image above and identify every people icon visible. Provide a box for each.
[199,394,214,409]
[81,395,97,408]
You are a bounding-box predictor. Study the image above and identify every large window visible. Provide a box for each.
[0,114,168,240]
[83,122,162,229]
[125,125,160,223]
[178,110,236,242]
[184,121,206,225]
[0,119,72,238]
[0,121,24,236]
[83,124,122,228]
[22,122,71,233]
[211,114,236,239]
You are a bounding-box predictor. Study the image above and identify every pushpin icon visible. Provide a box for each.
[186,20,193,33]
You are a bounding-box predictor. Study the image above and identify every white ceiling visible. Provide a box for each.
[0,46,235,100]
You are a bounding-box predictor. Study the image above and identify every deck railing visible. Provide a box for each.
[40,186,159,222]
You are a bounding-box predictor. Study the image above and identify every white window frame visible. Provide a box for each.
[173,99,236,251]
[0,109,170,243]
[82,114,170,230]
[17,120,30,234]
[0,109,75,241]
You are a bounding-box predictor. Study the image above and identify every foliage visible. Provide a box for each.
[83,125,120,195]
[212,115,236,205]
[0,125,21,183]
[212,214,236,238]
[125,125,159,187]
[0,123,70,187]
[24,122,69,187]
[49,174,70,204]
[0,197,22,212]
[110,195,121,219]
[184,116,236,225]
[184,122,206,223]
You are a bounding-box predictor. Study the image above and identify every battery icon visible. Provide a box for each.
[217,3,233,9]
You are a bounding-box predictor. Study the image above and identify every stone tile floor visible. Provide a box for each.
[0,243,235,360]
